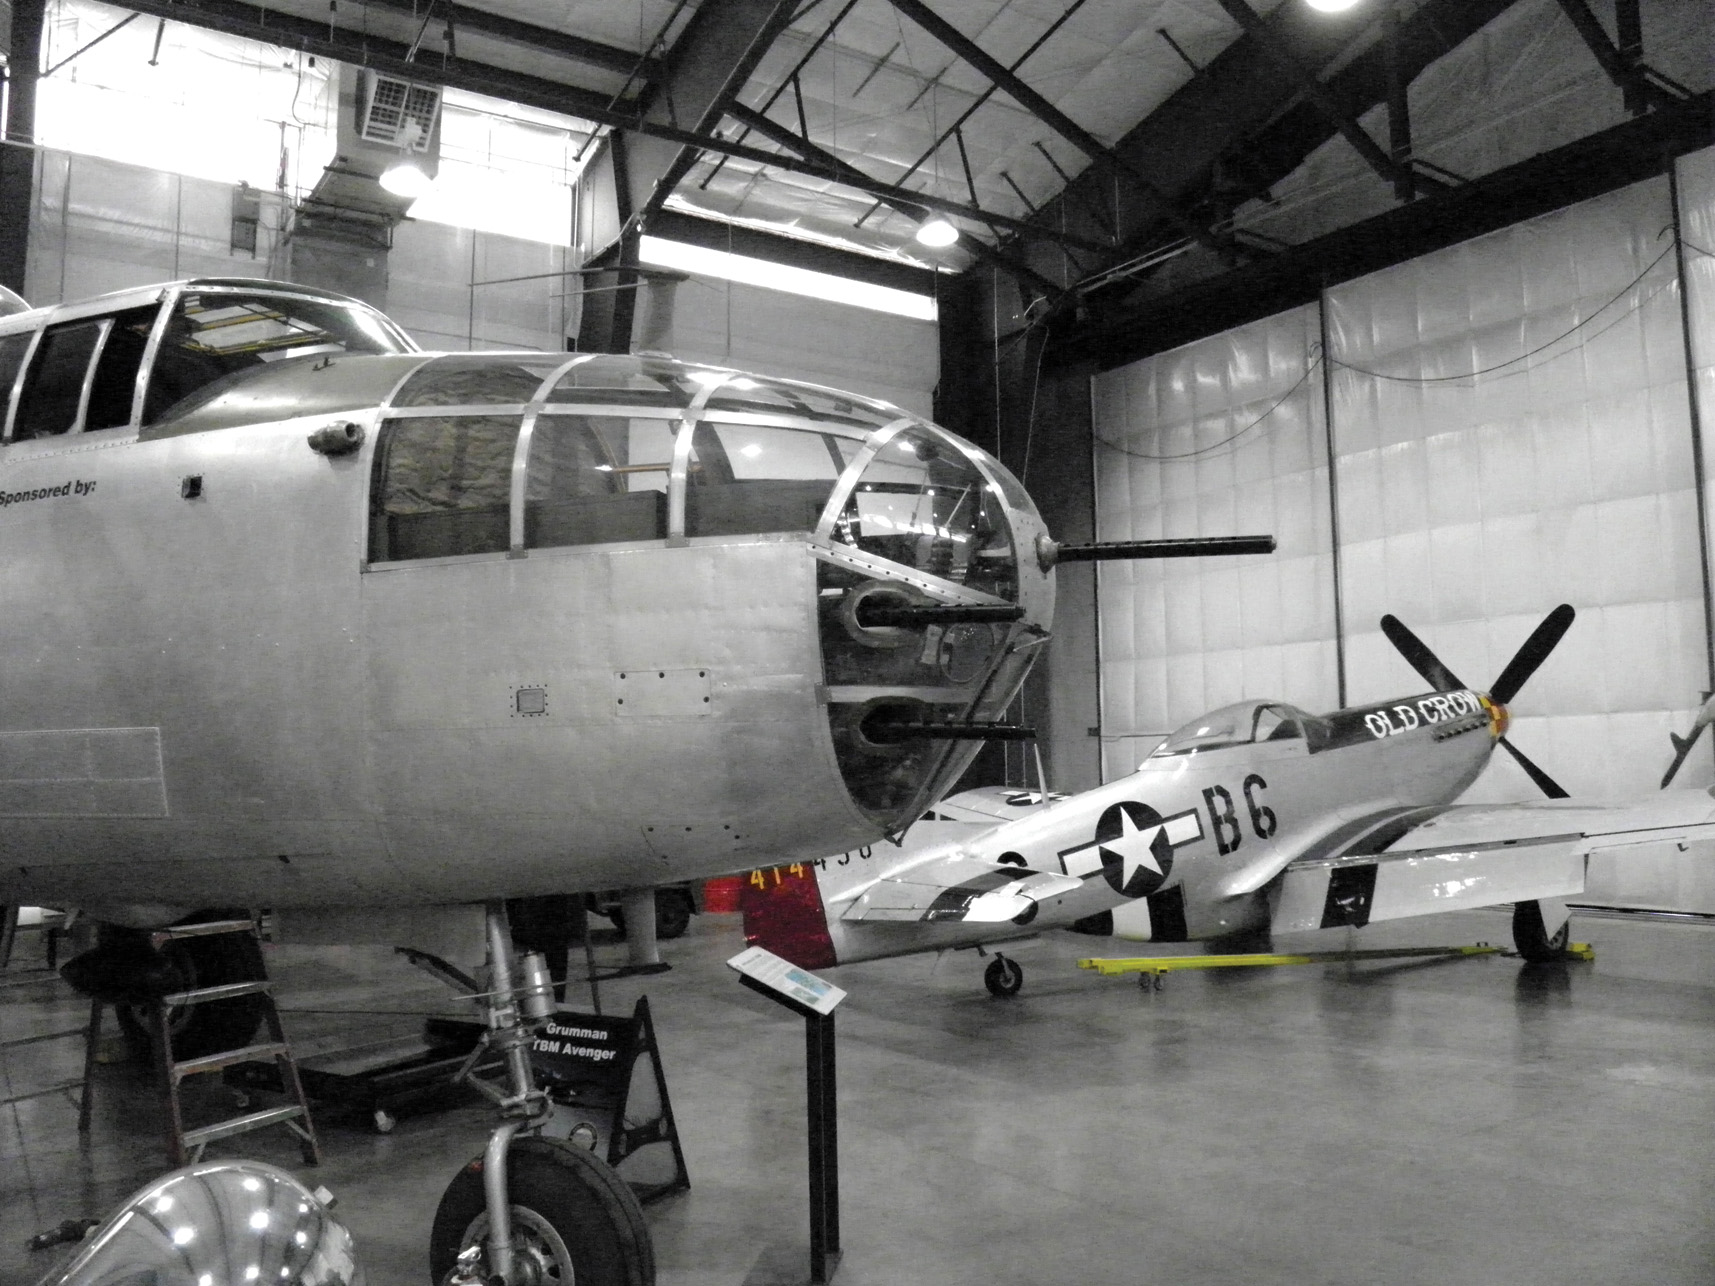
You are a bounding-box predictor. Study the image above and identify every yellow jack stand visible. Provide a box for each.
[1080,942,1597,989]
[1079,944,1504,990]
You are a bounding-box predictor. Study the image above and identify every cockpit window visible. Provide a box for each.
[524,414,672,548]
[369,414,518,561]
[1253,705,1305,742]
[144,290,408,423]
[1154,710,1251,756]
[12,320,103,439]
[683,421,863,539]
[1151,702,1316,758]
[828,427,1017,599]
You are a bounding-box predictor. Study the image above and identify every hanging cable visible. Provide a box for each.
[1094,348,1325,462]
[1329,240,1677,384]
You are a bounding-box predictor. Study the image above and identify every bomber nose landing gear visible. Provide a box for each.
[427,902,654,1286]
[983,953,1024,997]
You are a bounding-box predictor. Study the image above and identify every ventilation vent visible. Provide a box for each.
[359,71,441,150]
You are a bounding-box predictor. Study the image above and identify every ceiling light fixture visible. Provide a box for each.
[379,159,432,198]
[1304,0,1362,12]
[914,215,960,248]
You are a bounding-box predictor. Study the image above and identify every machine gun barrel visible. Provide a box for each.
[856,603,1027,628]
[864,721,1037,744]
[1037,534,1275,569]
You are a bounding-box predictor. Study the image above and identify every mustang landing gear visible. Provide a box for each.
[1512,898,1573,963]
[427,902,653,1286]
[983,954,1024,997]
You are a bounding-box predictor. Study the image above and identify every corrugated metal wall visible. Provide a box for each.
[24,149,573,352]
[22,148,940,414]
[1091,148,1715,912]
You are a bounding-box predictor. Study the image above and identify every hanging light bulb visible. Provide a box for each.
[1305,0,1362,12]
[914,215,959,248]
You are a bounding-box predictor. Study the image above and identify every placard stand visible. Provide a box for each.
[729,947,845,1284]
[527,996,690,1203]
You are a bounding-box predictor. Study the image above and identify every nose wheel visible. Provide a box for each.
[983,954,1024,997]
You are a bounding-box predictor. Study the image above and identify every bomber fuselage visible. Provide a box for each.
[0,278,1052,921]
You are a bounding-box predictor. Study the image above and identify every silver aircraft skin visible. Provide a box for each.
[741,607,1715,987]
[0,277,1052,926]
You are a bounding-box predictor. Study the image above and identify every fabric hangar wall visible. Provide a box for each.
[1089,145,1715,914]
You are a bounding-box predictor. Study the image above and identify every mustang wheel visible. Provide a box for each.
[1512,900,1571,963]
[984,955,1024,998]
[429,1136,654,1286]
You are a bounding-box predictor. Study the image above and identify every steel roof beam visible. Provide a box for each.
[881,0,1228,256]
[111,0,633,119]
[726,104,1069,304]
[1039,0,1522,299]
[624,0,804,222]
[355,0,655,79]
[724,103,1111,254]
[1551,0,1680,113]
[1211,0,1450,196]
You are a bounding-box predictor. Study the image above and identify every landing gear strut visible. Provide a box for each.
[426,902,653,1286]
[984,954,1024,997]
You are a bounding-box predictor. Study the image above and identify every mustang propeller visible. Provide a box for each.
[1379,604,1577,799]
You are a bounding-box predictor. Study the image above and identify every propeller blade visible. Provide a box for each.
[1379,614,1465,692]
[1499,736,1570,799]
[1489,604,1576,706]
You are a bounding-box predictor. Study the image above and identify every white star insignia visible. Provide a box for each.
[1099,808,1166,888]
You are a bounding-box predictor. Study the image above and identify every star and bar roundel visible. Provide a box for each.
[1057,801,1205,898]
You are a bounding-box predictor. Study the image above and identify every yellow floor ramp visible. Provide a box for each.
[1079,942,1595,987]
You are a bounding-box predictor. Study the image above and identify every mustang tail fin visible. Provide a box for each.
[740,861,839,970]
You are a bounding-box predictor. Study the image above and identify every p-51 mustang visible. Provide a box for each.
[743,604,1715,995]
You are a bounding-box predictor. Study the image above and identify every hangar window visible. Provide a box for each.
[684,421,860,538]
[369,414,519,561]
[523,414,672,548]
[144,290,407,423]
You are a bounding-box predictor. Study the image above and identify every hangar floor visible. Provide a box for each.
[4,906,1714,1286]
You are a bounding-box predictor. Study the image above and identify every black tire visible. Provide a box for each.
[1513,900,1571,963]
[110,915,267,1061]
[984,955,1024,998]
[429,1136,654,1286]
[654,889,693,941]
[608,889,693,941]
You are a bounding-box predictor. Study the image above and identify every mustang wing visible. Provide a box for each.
[1272,789,1715,932]
[837,849,1083,925]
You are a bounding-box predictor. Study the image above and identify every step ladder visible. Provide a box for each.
[79,918,320,1167]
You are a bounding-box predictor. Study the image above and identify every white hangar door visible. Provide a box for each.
[1092,149,1715,914]
[1090,304,1341,781]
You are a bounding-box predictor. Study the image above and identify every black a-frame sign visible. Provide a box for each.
[527,995,689,1202]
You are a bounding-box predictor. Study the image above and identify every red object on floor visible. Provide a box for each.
[703,876,743,913]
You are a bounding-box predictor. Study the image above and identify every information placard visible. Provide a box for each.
[726,945,846,1016]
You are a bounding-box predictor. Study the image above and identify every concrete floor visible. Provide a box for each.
[4,907,1714,1286]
